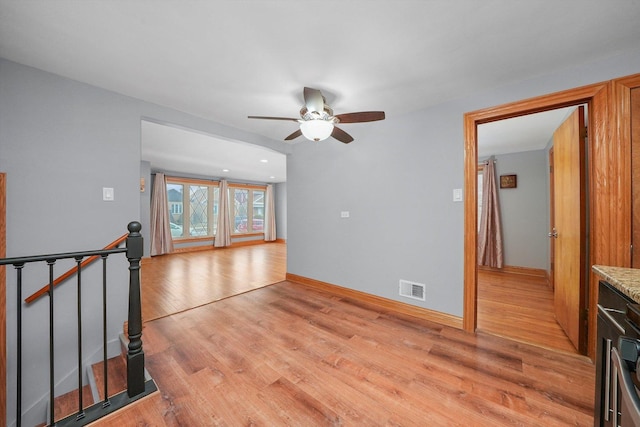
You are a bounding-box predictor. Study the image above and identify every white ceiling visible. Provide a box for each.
[1,1,639,178]
[478,107,577,158]
[142,120,287,183]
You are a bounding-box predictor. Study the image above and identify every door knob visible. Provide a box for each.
[548,228,558,238]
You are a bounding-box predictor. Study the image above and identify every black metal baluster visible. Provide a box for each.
[47,259,55,427]
[0,223,154,427]
[75,256,85,420]
[101,254,110,407]
[15,263,24,427]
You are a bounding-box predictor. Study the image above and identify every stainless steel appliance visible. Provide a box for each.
[596,279,640,426]
[611,340,640,426]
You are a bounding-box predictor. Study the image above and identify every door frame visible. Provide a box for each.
[463,78,632,360]
[548,147,555,290]
[617,74,640,268]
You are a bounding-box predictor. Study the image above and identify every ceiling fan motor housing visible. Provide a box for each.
[299,106,338,123]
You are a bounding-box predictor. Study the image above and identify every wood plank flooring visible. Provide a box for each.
[47,356,129,424]
[142,247,579,355]
[477,269,578,354]
[95,280,594,426]
[141,242,286,321]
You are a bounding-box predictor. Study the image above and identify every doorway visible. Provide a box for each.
[474,106,587,354]
[462,80,620,360]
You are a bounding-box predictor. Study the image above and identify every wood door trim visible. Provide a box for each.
[612,75,640,266]
[631,87,640,267]
[549,147,555,290]
[463,79,622,360]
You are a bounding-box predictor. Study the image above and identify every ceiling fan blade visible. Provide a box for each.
[335,111,385,123]
[248,115,299,121]
[331,126,354,144]
[303,87,325,115]
[284,129,303,141]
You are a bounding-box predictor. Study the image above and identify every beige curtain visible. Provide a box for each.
[264,184,277,242]
[215,179,232,247]
[150,173,174,256]
[478,159,503,268]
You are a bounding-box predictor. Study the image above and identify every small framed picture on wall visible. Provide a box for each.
[500,174,517,189]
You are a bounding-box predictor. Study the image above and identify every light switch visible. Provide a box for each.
[341,211,350,218]
[453,188,463,202]
[103,187,114,201]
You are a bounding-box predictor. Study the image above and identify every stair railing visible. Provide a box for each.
[24,234,129,304]
[0,221,156,427]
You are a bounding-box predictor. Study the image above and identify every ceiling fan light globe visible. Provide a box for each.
[300,120,334,142]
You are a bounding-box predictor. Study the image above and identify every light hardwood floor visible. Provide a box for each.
[477,269,577,355]
[98,279,594,426]
[113,246,594,425]
[143,245,578,355]
[141,242,286,321]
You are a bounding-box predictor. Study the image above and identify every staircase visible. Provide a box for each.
[2,222,157,427]
[47,334,152,425]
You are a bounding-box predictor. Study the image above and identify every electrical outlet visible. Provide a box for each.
[341,211,350,218]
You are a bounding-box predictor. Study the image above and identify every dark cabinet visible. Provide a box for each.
[595,280,640,426]
[596,310,618,425]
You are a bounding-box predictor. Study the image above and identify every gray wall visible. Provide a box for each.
[286,48,640,318]
[275,182,287,240]
[491,150,549,270]
[3,45,640,425]
[140,160,152,253]
[0,58,288,426]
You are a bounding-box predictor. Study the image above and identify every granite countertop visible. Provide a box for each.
[593,265,640,303]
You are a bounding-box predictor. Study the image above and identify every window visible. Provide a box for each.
[166,177,219,239]
[165,178,265,239]
[167,183,184,237]
[228,184,266,234]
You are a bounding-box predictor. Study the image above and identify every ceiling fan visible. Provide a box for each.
[248,87,385,144]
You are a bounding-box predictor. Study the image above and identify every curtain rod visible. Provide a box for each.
[153,173,268,189]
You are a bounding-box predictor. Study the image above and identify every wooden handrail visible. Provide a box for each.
[25,233,128,304]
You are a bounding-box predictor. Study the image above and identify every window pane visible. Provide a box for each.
[166,181,263,238]
[212,187,219,235]
[189,185,208,236]
[234,189,249,233]
[167,183,184,237]
[252,190,265,232]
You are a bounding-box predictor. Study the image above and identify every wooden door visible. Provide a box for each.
[553,106,586,352]
[548,148,555,290]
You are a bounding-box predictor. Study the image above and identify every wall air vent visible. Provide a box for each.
[399,280,426,301]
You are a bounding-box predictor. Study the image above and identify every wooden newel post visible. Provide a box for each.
[125,221,145,397]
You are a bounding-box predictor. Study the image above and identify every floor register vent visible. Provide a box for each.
[399,280,426,301]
